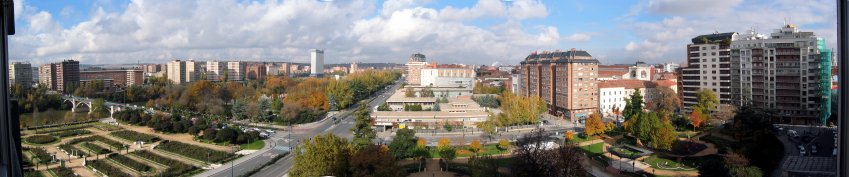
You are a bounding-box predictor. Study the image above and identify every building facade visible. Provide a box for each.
[682,32,737,115]
[167,60,187,84]
[80,70,144,87]
[420,67,475,88]
[206,61,226,81]
[598,80,677,118]
[9,62,32,88]
[730,25,832,124]
[519,49,599,119]
[405,53,427,85]
[246,63,267,80]
[227,61,245,81]
[310,49,325,77]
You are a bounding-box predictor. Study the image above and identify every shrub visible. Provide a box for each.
[29,148,52,163]
[107,154,153,173]
[50,166,75,177]
[25,135,57,144]
[156,141,231,163]
[81,142,111,155]
[49,129,91,138]
[89,160,133,177]
[110,130,160,143]
[131,150,196,177]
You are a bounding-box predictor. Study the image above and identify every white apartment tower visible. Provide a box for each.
[185,60,201,83]
[682,32,738,114]
[206,61,226,81]
[310,49,324,77]
[167,60,187,84]
[227,61,246,81]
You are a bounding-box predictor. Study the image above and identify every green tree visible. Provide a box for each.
[257,97,271,122]
[693,89,719,124]
[289,133,353,177]
[90,98,108,118]
[348,145,404,177]
[231,99,247,120]
[622,88,644,121]
[730,167,763,177]
[420,87,434,97]
[650,118,677,150]
[351,105,376,149]
[405,88,416,97]
[432,102,441,111]
[388,128,417,159]
[377,102,391,111]
[270,99,283,115]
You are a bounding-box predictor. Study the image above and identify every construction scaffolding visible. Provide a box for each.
[818,38,833,125]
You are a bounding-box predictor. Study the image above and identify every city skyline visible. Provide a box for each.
[7,0,837,65]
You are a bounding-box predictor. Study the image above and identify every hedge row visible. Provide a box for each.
[156,141,230,163]
[131,150,196,177]
[107,154,154,173]
[110,130,160,143]
[88,160,133,177]
[81,142,111,155]
[25,135,57,144]
[30,123,93,134]
[29,148,52,163]
[88,136,124,149]
[49,129,92,138]
[50,166,75,177]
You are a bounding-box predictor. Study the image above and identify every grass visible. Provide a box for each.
[643,155,697,171]
[428,144,509,158]
[580,143,604,156]
[568,134,598,144]
[240,140,265,150]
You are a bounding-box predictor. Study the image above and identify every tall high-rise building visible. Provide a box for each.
[167,60,187,84]
[9,62,32,88]
[246,63,267,80]
[206,61,226,81]
[519,49,599,120]
[310,49,324,77]
[405,53,427,85]
[227,61,246,81]
[731,25,832,125]
[682,32,737,115]
[185,60,201,83]
[39,60,79,92]
[350,62,358,74]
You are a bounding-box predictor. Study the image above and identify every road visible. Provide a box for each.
[241,79,404,177]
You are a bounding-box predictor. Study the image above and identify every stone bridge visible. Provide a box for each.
[62,95,156,118]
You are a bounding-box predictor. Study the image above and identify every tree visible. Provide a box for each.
[650,119,677,150]
[651,86,680,120]
[513,129,586,177]
[584,113,605,136]
[690,109,703,131]
[416,138,427,150]
[439,147,457,161]
[468,155,500,177]
[730,166,763,177]
[432,102,441,111]
[90,98,108,118]
[405,88,416,97]
[469,139,482,154]
[231,99,247,120]
[348,145,404,177]
[565,131,574,142]
[388,128,417,159]
[622,88,644,121]
[270,98,283,115]
[289,133,353,177]
[438,138,451,150]
[693,89,720,124]
[377,102,391,111]
[420,87,434,97]
[498,139,510,150]
[351,105,376,149]
[257,97,271,122]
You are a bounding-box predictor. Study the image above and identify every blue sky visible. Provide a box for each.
[8,0,837,65]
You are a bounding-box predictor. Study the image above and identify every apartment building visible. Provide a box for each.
[80,70,144,87]
[406,53,428,85]
[167,60,187,84]
[730,25,832,124]
[682,32,737,115]
[227,61,246,81]
[37,60,80,92]
[519,49,599,120]
[185,60,201,83]
[9,62,32,88]
[420,66,476,88]
[206,61,226,81]
[246,63,267,80]
[598,79,677,118]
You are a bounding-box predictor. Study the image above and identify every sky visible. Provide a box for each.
[8,0,838,65]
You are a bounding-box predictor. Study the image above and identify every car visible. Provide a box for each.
[812,144,818,154]
[788,130,799,138]
[834,148,838,156]
[798,145,806,156]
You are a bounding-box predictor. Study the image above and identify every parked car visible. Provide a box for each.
[799,145,806,156]
[811,144,818,154]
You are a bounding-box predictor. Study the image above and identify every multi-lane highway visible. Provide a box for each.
[229,79,404,177]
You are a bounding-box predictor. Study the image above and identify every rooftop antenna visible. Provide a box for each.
[784,17,787,26]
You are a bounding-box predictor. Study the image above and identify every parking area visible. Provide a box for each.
[774,124,837,157]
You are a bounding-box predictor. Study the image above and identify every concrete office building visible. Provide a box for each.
[39,60,79,92]
[9,62,32,88]
[310,49,324,77]
[730,24,832,124]
[420,67,475,88]
[519,49,599,120]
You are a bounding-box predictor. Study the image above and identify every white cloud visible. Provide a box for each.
[646,0,743,16]
[9,0,557,65]
[565,33,591,42]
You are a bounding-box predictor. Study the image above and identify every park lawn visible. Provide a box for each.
[568,134,598,144]
[428,144,509,158]
[580,143,604,156]
[677,131,698,138]
[643,155,697,171]
[240,140,265,150]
